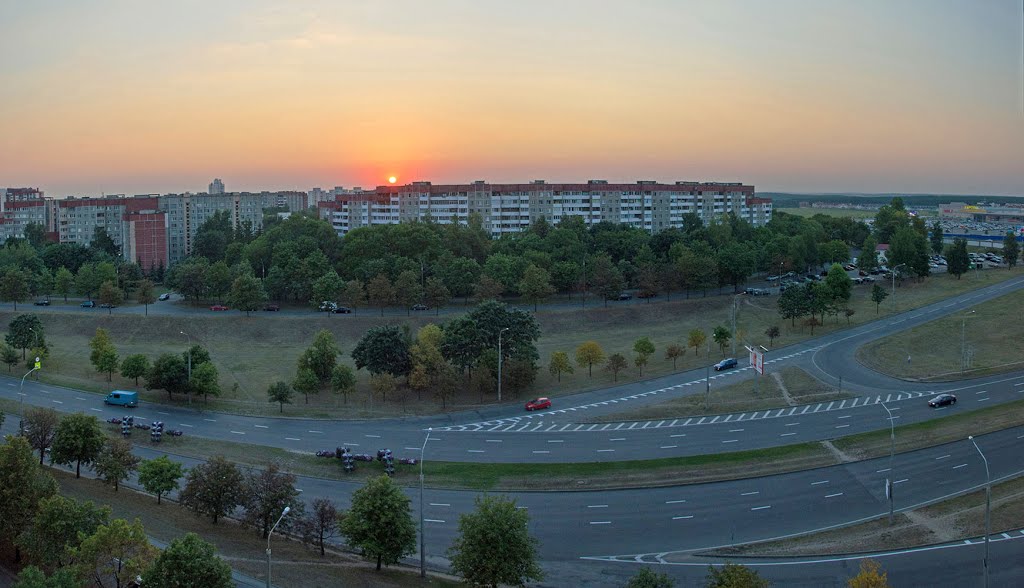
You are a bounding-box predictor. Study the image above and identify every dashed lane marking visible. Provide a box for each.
[254,425,268,428]
[672,515,694,520]
[285,438,301,441]
[751,505,771,511]
[825,492,844,498]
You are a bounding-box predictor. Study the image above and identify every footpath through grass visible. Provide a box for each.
[858,287,1024,382]
[582,366,850,423]
[3,265,1019,419]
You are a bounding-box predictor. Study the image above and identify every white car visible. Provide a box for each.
[158,293,171,301]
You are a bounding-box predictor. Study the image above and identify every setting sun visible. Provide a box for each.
[388,176,397,184]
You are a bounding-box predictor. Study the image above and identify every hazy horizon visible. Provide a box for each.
[2,0,1022,197]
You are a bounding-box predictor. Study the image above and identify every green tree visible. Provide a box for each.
[574,341,605,377]
[423,276,451,315]
[22,406,60,464]
[716,242,756,293]
[474,274,505,301]
[298,329,341,385]
[945,238,970,279]
[17,495,110,570]
[393,270,423,315]
[228,273,267,316]
[664,343,685,370]
[858,234,879,273]
[518,264,556,311]
[146,353,189,400]
[88,328,119,381]
[370,372,397,404]
[871,283,889,314]
[142,532,233,588]
[777,284,810,326]
[51,413,106,478]
[330,364,357,405]
[189,362,221,403]
[819,240,850,265]
[605,353,628,382]
[75,263,100,300]
[589,255,625,306]
[688,328,707,357]
[341,278,367,314]
[765,325,780,347]
[179,455,245,524]
[1003,231,1020,270]
[73,518,158,588]
[0,436,58,563]
[548,351,574,382]
[448,495,543,588]
[929,222,944,255]
[137,456,184,504]
[635,263,660,302]
[7,313,43,359]
[0,269,31,310]
[627,567,675,588]
[366,274,396,316]
[847,558,890,588]
[93,438,140,492]
[267,381,294,413]
[292,367,320,404]
[311,270,345,310]
[136,278,156,315]
[13,566,80,588]
[436,256,481,302]
[340,475,417,571]
[352,325,412,377]
[712,325,731,355]
[705,563,769,588]
[89,227,120,257]
[824,263,853,305]
[54,267,75,302]
[204,261,233,303]
[2,343,21,371]
[242,462,303,539]
[301,498,340,557]
[97,280,122,314]
[633,337,655,376]
[120,354,149,385]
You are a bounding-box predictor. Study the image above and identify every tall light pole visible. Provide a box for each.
[266,505,290,588]
[704,339,712,409]
[419,428,432,578]
[881,402,896,524]
[961,310,976,374]
[969,435,991,588]
[890,263,907,311]
[19,357,41,406]
[730,295,739,355]
[497,327,509,403]
[180,331,192,406]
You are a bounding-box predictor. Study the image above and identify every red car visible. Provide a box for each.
[209,304,229,311]
[525,397,551,411]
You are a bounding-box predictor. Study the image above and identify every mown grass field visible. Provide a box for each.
[857,287,1024,381]
[775,207,878,220]
[3,265,1020,418]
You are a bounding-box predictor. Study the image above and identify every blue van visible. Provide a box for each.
[104,390,138,407]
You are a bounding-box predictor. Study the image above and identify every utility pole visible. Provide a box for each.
[731,296,738,355]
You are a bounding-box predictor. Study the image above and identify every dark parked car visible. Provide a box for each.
[525,397,552,411]
[713,358,738,371]
[928,394,957,407]
[33,299,50,306]
[615,293,632,301]
[263,304,280,311]
[332,306,352,314]
[80,300,95,308]
[209,304,229,311]
[100,303,116,309]
[411,304,429,311]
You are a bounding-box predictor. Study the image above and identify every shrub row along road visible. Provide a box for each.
[4,275,1024,464]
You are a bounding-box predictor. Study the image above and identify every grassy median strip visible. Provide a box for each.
[707,475,1024,558]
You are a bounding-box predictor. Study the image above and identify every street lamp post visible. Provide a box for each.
[704,339,712,409]
[969,436,991,588]
[961,310,975,374]
[497,327,509,403]
[19,357,41,405]
[266,506,290,588]
[890,263,907,311]
[180,331,192,406]
[419,428,432,578]
[881,402,896,524]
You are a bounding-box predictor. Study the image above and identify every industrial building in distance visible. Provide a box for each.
[1,179,768,271]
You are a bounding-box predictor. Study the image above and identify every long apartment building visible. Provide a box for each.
[2,188,309,270]
[317,180,769,237]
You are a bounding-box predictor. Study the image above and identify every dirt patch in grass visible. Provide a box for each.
[710,475,1024,557]
[3,266,1019,419]
[582,367,849,423]
[51,468,459,588]
[857,287,1024,382]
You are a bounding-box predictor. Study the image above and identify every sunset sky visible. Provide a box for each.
[2,0,1022,197]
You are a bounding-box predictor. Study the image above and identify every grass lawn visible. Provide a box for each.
[3,264,1020,418]
[51,469,460,588]
[857,287,1024,381]
[710,474,1024,557]
[582,366,850,423]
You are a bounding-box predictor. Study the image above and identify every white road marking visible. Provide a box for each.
[837,415,852,419]
[231,431,245,435]
[588,505,609,508]
[780,432,797,437]
[308,430,323,434]
[895,478,909,484]
[52,400,62,404]
[672,515,694,520]
[468,450,484,453]
[75,397,86,401]
[486,439,502,443]
[157,411,169,415]
[285,437,301,441]
[751,505,771,511]
[741,491,759,496]
[729,428,744,432]
[811,480,829,485]
[590,521,612,525]
[670,434,686,438]
[532,450,550,454]
[953,464,968,469]
[597,449,615,453]
[665,500,686,504]
[935,454,951,460]
[430,503,450,507]
[425,519,446,523]
[405,447,420,451]
[254,425,268,429]
[977,398,990,402]
[90,408,102,412]
[178,423,193,428]
[825,492,844,498]
[365,434,381,438]
[204,419,217,422]
[785,422,799,426]
[835,424,850,429]
[722,439,739,444]
[609,438,626,441]
[547,439,564,443]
